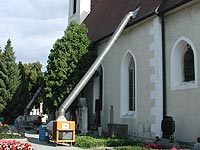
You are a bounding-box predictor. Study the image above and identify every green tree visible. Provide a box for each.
[44,21,95,113]
[3,61,44,122]
[0,39,21,112]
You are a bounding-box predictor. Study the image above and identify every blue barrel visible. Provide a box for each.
[14,119,18,129]
[39,125,47,141]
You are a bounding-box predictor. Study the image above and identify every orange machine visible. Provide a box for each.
[51,120,75,145]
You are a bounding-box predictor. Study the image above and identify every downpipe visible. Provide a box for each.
[57,7,140,121]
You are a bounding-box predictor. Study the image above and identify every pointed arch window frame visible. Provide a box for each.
[120,50,137,118]
[170,36,198,90]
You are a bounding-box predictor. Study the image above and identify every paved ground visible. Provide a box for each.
[25,130,84,150]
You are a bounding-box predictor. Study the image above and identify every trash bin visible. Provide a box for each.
[161,116,175,139]
[39,125,47,141]
[14,119,18,129]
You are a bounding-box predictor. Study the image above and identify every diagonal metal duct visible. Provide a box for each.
[57,7,140,121]
[24,87,42,115]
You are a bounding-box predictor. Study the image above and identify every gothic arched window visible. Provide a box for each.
[171,36,198,90]
[120,51,137,117]
[128,58,135,111]
[184,44,195,82]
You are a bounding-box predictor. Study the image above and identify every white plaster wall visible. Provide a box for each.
[95,16,162,139]
[165,1,200,142]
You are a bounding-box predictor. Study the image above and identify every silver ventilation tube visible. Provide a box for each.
[24,87,42,115]
[57,7,140,121]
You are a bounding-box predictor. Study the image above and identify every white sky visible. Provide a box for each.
[0,0,69,71]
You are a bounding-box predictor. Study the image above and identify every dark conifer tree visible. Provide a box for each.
[44,21,95,112]
[0,39,21,112]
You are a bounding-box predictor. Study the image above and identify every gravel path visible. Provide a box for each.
[25,130,84,150]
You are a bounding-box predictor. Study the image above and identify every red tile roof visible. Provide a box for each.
[84,0,192,43]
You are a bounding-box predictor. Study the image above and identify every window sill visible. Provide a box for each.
[120,111,136,118]
[171,80,198,90]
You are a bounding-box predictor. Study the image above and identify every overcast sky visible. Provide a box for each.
[0,0,69,71]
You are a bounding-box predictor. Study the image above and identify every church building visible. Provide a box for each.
[67,0,200,142]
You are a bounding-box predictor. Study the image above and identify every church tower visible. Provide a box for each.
[68,0,97,24]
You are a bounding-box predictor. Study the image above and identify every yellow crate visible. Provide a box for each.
[52,120,75,143]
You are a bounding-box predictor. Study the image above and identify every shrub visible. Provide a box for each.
[75,136,106,148]
[105,138,136,147]
[0,125,9,134]
[0,133,20,139]
[74,136,143,149]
